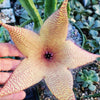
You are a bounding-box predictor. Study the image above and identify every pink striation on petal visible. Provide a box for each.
[40,0,68,44]
[45,66,75,100]
[65,40,100,69]
[0,21,41,57]
[0,58,46,97]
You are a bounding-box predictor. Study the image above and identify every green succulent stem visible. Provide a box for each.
[20,19,33,27]
[67,3,71,18]
[19,0,43,32]
[0,0,4,4]
[44,0,57,21]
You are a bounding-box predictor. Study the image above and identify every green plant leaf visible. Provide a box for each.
[93,37,100,45]
[82,69,88,75]
[83,21,88,26]
[86,80,93,85]
[19,0,43,31]
[44,0,57,21]
[92,20,100,28]
[81,74,88,81]
[75,14,81,21]
[67,3,71,18]
[88,17,95,27]
[84,39,100,53]
[89,84,96,91]
[91,74,99,82]
[0,38,5,43]
[84,9,92,15]
[20,10,30,20]
[33,0,37,3]
[0,0,4,4]
[75,21,85,28]
[69,0,75,9]
[82,81,89,87]
[76,76,83,82]
[75,1,84,11]
[78,71,83,75]
[89,30,98,38]
[83,0,90,7]
[86,40,99,47]
[93,5,100,15]
[0,26,10,42]
[57,0,63,2]
[92,0,98,5]
[37,0,44,3]
[96,57,100,62]
[88,70,95,75]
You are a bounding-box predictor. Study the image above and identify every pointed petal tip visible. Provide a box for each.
[61,0,68,8]
[65,40,100,69]
[0,58,45,97]
[0,20,10,30]
[40,0,69,42]
[45,68,75,100]
[0,20,17,32]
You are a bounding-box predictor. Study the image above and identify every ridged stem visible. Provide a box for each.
[19,0,43,32]
[44,0,57,21]
[20,19,33,27]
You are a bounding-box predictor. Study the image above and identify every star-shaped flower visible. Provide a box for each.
[0,0,100,99]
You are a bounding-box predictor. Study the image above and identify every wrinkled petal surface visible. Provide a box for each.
[45,66,75,100]
[0,22,42,57]
[65,40,100,69]
[40,0,68,44]
[0,57,46,96]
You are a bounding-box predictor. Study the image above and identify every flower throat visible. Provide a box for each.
[44,51,53,60]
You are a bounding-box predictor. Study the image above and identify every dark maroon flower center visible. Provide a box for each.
[44,51,53,60]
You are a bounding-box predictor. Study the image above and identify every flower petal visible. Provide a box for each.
[0,58,46,97]
[65,40,100,69]
[40,0,68,43]
[0,21,41,57]
[0,43,23,57]
[45,67,75,100]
